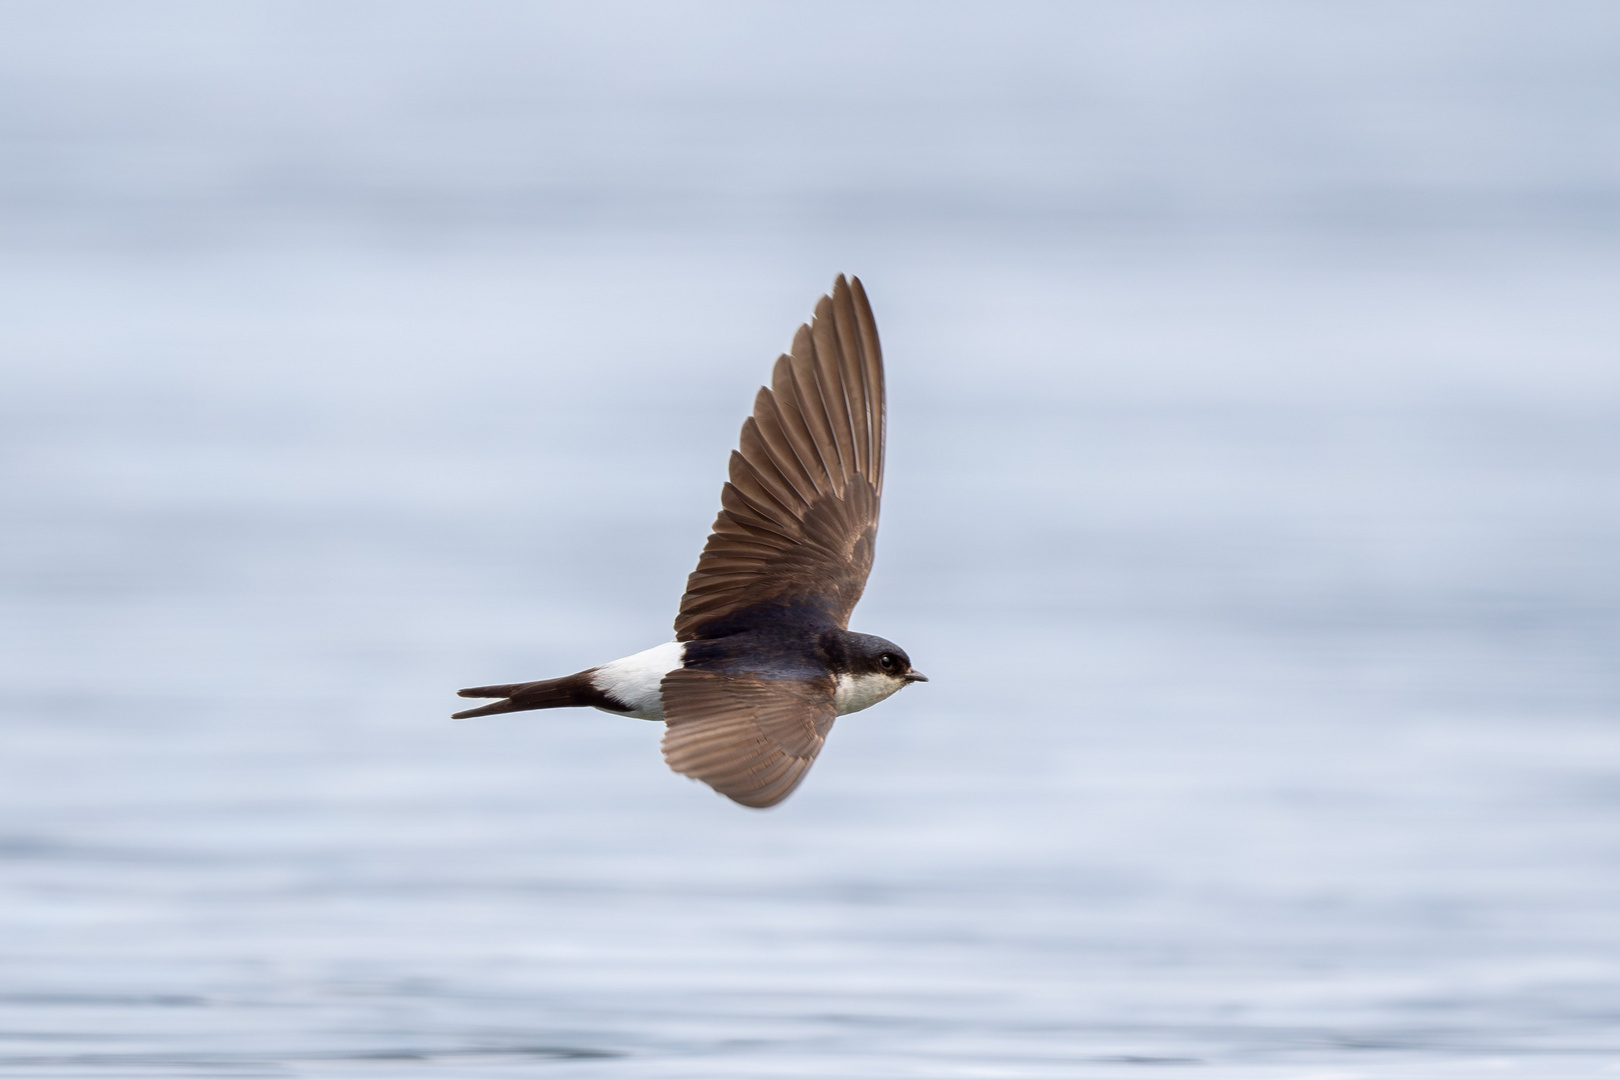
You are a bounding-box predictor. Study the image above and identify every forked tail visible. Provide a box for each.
[452,670,610,719]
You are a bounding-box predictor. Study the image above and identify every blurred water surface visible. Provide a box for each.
[3,4,1620,1077]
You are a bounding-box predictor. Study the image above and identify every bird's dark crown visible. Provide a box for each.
[824,630,921,680]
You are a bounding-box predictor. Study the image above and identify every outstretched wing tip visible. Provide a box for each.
[669,770,792,810]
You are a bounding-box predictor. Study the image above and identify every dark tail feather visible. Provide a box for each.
[452,671,600,720]
[457,681,534,700]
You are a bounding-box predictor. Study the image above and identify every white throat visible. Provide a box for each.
[833,672,908,715]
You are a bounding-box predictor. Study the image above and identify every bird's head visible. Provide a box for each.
[829,631,927,715]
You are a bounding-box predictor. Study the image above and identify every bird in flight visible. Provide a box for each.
[453,275,925,808]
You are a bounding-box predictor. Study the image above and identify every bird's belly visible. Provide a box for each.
[833,672,904,715]
[590,641,685,721]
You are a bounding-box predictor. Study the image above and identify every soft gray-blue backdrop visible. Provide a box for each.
[3,3,1618,1077]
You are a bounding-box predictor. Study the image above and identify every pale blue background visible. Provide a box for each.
[2,3,1618,1076]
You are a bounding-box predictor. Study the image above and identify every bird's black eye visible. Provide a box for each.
[878,654,896,671]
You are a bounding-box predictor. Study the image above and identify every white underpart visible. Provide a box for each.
[590,641,685,720]
[833,672,908,715]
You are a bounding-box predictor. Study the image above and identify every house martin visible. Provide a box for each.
[454,275,924,807]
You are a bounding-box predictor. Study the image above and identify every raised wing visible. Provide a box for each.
[660,668,837,808]
[674,274,885,640]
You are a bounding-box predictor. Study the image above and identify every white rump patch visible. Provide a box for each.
[833,672,907,716]
[591,641,685,720]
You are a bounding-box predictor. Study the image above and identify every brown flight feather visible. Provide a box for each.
[672,274,885,640]
[660,668,838,809]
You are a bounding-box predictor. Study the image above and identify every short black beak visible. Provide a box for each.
[903,671,928,683]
